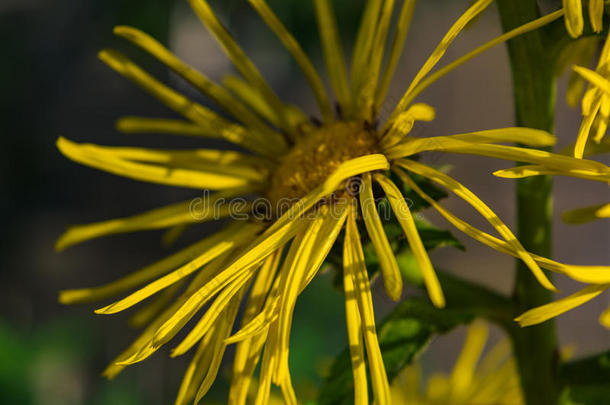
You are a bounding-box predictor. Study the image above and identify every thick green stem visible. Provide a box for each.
[496,1,561,404]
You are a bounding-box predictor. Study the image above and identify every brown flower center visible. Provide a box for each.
[265,121,379,213]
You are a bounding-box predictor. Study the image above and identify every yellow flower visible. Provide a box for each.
[57,1,610,404]
[391,322,523,405]
[563,0,604,38]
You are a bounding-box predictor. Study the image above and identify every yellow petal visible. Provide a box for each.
[386,0,493,126]
[228,252,279,405]
[450,321,488,396]
[350,0,382,105]
[247,0,333,122]
[375,0,417,109]
[374,174,444,307]
[493,164,610,183]
[389,9,564,115]
[57,137,260,190]
[193,290,242,403]
[396,159,556,292]
[95,222,261,314]
[276,207,338,382]
[356,0,396,118]
[381,103,436,148]
[175,333,214,405]
[360,173,403,301]
[599,306,610,329]
[59,235,231,304]
[254,321,280,405]
[222,74,309,132]
[102,252,225,378]
[563,0,584,38]
[188,0,296,138]
[56,189,250,251]
[314,0,352,116]
[396,167,610,285]
[97,49,277,156]
[168,270,254,357]
[345,206,392,405]
[113,25,286,148]
[562,203,610,224]
[515,284,608,327]
[342,238,369,405]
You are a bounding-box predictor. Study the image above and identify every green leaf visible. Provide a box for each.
[561,384,610,405]
[560,350,610,386]
[316,299,473,405]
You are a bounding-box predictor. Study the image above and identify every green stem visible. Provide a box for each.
[496,1,562,404]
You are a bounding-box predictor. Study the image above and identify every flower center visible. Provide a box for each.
[266,121,379,213]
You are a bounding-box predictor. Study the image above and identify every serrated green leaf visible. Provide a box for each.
[317,299,474,405]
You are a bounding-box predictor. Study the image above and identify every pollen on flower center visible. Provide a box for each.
[266,121,379,212]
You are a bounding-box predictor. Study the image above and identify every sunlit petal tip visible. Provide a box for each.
[58,289,89,305]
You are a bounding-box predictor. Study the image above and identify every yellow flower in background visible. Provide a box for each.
[563,0,604,38]
[391,322,523,405]
[56,0,610,404]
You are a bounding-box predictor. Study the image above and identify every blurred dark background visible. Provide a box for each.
[1,0,608,403]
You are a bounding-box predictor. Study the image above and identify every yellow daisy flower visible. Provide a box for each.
[563,0,604,38]
[57,1,610,403]
[391,322,523,405]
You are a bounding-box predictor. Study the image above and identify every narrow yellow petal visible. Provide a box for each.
[386,0,493,126]
[575,98,602,159]
[314,0,352,116]
[388,9,564,118]
[95,222,260,314]
[170,270,254,357]
[193,290,243,403]
[221,74,309,132]
[343,221,369,405]
[128,280,184,328]
[102,253,223,378]
[564,0,584,38]
[56,189,250,251]
[390,137,610,175]
[247,0,333,122]
[396,167,610,284]
[228,252,279,405]
[396,159,556,291]
[589,0,604,33]
[152,250,246,352]
[380,103,436,148]
[356,0,396,118]
[599,306,610,329]
[493,164,610,183]
[376,0,417,109]
[562,203,610,224]
[113,25,286,148]
[276,209,331,382]
[449,321,488,396]
[175,333,213,405]
[59,235,229,304]
[350,0,382,102]
[345,206,392,405]
[188,0,295,138]
[97,49,277,156]
[374,174,444,307]
[57,137,259,190]
[254,321,280,405]
[515,284,608,327]
[360,173,403,301]
[574,65,610,94]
